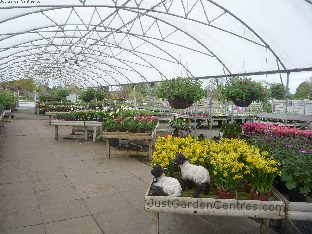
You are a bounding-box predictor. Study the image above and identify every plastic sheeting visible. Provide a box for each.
[0,0,311,87]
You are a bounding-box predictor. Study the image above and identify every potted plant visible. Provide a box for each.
[156,77,206,109]
[219,121,242,139]
[211,153,244,199]
[217,77,268,107]
[244,152,281,201]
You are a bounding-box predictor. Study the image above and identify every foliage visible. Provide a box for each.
[102,116,158,133]
[152,136,280,193]
[40,87,70,102]
[1,79,37,92]
[217,77,268,103]
[36,102,105,114]
[269,83,286,100]
[79,88,108,102]
[169,117,190,130]
[0,92,16,111]
[220,121,242,138]
[294,79,312,100]
[155,77,206,102]
[260,100,272,113]
[247,135,312,195]
[54,111,109,121]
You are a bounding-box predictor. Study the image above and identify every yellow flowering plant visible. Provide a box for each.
[210,152,244,192]
[244,150,281,193]
[152,136,281,195]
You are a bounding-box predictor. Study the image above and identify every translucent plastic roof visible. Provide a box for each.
[0,0,312,87]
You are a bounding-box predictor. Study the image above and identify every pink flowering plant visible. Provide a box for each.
[242,122,312,138]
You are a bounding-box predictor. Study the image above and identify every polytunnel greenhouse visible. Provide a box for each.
[0,1,312,234]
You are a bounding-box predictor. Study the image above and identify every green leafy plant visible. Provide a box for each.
[79,88,107,102]
[169,117,190,130]
[0,93,16,110]
[247,135,312,195]
[217,77,268,106]
[220,121,242,138]
[155,77,206,103]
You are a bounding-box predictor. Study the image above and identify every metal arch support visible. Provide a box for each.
[0,26,214,57]
[0,26,188,81]
[0,6,216,78]
[0,36,170,84]
[205,0,286,70]
[0,42,158,86]
[0,2,290,82]
[2,69,95,88]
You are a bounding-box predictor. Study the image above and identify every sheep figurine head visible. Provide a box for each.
[150,164,182,197]
[174,153,188,165]
[151,164,164,181]
[174,153,210,198]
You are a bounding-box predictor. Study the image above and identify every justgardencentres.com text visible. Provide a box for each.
[147,198,284,213]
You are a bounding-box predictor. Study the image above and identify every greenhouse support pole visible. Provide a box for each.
[231,102,234,123]
[284,72,290,125]
[16,89,19,108]
[133,85,137,110]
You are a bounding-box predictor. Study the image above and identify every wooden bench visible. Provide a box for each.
[51,120,102,142]
[103,122,158,160]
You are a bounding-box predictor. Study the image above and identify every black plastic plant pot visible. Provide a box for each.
[289,188,306,202]
[168,97,193,109]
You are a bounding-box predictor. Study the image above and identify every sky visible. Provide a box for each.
[252,71,312,94]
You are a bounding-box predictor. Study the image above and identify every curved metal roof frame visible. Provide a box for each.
[0,1,312,87]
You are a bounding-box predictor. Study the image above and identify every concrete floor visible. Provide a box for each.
[0,108,277,234]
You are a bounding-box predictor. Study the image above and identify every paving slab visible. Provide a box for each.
[44,216,103,234]
[6,224,45,234]
[83,192,132,214]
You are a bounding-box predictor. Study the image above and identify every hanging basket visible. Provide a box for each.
[168,97,194,109]
[232,98,253,107]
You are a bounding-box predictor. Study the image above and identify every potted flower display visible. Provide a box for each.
[156,77,206,109]
[217,77,268,107]
[210,152,244,199]
[244,151,281,201]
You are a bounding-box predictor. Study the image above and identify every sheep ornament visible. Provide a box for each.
[174,153,210,198]
[149,164,182,197]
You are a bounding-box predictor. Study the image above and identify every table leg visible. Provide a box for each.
[106,138,110,159]
[150,212,159,234]
[260,218,269,234]
[148,140,153,161]
[93,126,97,142]
[49,115,52,125]
[84,128,88,140]
[55,125,58,140]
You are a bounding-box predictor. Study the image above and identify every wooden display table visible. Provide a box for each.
[145,182,285,234]
[51,120,102,142]
[103,131,156,159]
[46,112,68,125]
